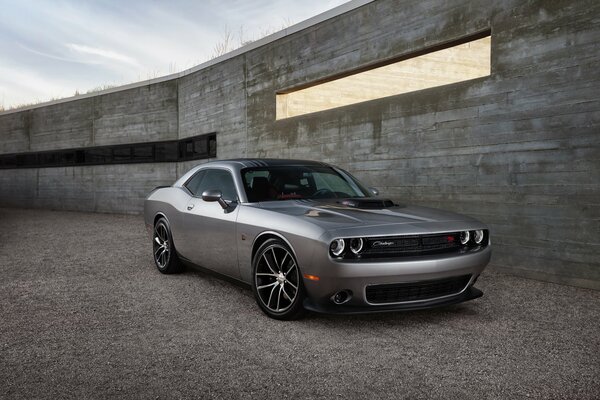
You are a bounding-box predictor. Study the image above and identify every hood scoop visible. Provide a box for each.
[336,198,396,209]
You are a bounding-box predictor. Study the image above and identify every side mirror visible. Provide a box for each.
[202,189,228,209]
[368,187,379,196]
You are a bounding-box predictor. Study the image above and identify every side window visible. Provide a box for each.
[184,170,207,196]
[196,169,238,201]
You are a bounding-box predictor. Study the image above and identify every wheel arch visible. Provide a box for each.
[153,212,169,227]
[153,212,177,250]
[151,211,183,274]
[251,231,299,266]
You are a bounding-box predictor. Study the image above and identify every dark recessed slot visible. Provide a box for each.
[84,148,112,164]
[0,133,217,169]
[179,140,194,160]
[208,136,217,157]
[75,150,85,164]
[0,155,16,168]
[154,142,179,162]
[39,152,58,167]
[113,146,132,162]
[132,145,154,162]
[16,153,38,167]
[63,151,75,165]
[194,137,208,157]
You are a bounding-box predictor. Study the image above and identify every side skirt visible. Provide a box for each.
[178,254,251,290]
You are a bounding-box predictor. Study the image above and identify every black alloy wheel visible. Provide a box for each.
[252,238,306,320]
[153,217,182,274]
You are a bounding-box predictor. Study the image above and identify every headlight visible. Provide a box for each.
[349,238,364,254]
[460,231,470,245]
[330,238,345,256]
[474,230,484,244]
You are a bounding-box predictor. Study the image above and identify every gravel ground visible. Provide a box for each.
[0,207,598,399]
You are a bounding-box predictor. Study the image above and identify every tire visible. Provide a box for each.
[152,217,183,274]
[252,238,306,320]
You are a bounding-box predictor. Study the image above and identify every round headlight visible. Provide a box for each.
[349,238,364,254]
[474,230,484,244]
[330,238,345,256]
[460,231,470,245]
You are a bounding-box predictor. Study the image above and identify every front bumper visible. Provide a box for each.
[304,286,483,314]
[301,245,491,313]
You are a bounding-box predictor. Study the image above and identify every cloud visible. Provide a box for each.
[20,44,99,65]
[0,64,77,108]
[65,43,140,67]
[0,0,352,108]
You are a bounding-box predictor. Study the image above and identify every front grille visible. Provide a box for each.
[365,275,471,304]
[361,233,461,258]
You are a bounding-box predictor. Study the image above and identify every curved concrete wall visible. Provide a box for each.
[1,0,599,289]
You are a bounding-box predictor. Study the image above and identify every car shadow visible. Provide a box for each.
[301,303,483,326]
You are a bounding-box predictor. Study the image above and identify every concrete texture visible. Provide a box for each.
[0,208,598,399]
[0,0,599,287]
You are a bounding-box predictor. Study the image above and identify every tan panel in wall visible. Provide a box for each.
[277,36,491,119]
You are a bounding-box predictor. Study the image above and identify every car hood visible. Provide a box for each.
[256,198,484,236]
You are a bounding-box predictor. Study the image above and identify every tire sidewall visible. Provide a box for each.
[153,217,179,273]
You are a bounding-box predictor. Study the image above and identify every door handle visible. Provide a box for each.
[187,204,194,210]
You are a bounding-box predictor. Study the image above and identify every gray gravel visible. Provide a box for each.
[0,207,599,399]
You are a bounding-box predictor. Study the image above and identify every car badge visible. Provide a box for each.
[372,240,394,247]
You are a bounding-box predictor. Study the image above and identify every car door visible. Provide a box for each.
[179,168,240,279]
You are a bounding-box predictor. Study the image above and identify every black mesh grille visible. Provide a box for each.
[366,275,472,304]
[361,233,461,258]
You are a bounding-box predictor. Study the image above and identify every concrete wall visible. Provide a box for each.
[0,0,599,289]
[0,80,180,213]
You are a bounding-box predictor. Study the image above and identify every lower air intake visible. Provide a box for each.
[366,275,471,304]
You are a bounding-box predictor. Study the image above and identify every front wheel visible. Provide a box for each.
[252,239,306,320]
[153,217,183,274]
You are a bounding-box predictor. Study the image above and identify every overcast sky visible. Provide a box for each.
[0,0,349,109]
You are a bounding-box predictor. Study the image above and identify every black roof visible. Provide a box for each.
[222,158,332,168]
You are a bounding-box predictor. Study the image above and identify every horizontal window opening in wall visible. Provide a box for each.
[0,133,217,169]
[276,33,491,120]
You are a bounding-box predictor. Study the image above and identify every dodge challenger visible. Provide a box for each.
[144,159,491,319]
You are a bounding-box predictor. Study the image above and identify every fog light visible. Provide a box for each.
[332,290,351,305]
[349,238,364,254]
[460,231,470,245]
[474,230,484,244]
[330,238,345,256]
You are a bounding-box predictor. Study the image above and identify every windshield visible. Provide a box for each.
[242,165,372,202]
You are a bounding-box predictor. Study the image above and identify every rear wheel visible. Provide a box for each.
[153,217,182,274]
[252,238,306,320]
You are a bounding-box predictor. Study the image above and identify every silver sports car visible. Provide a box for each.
[144,159,491,319]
